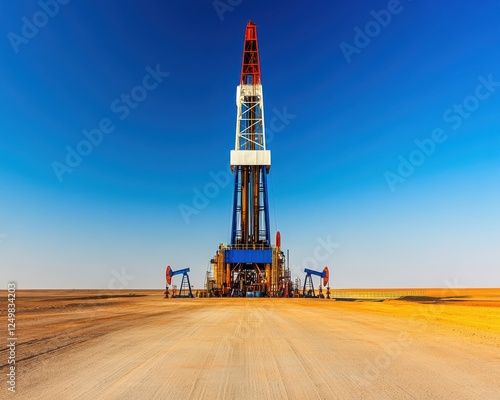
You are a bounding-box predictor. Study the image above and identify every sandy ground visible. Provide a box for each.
[1,289,499,399]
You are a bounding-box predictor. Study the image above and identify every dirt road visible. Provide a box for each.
[2,291,500,399]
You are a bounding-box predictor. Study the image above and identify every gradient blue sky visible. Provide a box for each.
[1,1,499,289]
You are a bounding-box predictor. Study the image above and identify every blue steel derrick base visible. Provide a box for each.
[209,21,291,297]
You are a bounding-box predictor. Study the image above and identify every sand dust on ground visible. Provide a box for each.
[1,289,499,399]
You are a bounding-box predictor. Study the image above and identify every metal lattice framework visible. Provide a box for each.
[209,21,289,298]
[230,21,271,247]
[235,85,266,151]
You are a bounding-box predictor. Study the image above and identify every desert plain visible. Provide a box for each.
[1,288,499,399]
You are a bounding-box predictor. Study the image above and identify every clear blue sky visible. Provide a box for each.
[1,1,499,289]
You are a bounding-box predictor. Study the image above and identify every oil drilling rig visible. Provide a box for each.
[209,21,291,297]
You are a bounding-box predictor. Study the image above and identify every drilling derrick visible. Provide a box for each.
[210,21,288,297]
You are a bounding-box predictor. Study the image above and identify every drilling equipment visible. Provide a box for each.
[165,266,193,298]
[209,21,290,297]
[303,267,329,298]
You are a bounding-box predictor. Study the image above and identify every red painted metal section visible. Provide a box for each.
[240,20,261,85]
[276,231,281,248]
[323,267,329,287]
[166,266,172,285]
